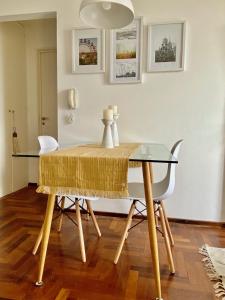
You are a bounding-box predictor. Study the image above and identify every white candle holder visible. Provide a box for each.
[111,114,120,147]
[101,119,114,149]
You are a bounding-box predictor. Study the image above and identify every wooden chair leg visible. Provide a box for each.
[86,200,90,221]
[158,204,175,274]
[36,194,55,286]
[154,203,159,228]
[114,201,136,265]
[161,201,174,247]
[149,162,154,184]
[32,223,44,255]
[76,200,86,263]
[125,201,135,240]
[85,200,101,237]
[57,196,65,232]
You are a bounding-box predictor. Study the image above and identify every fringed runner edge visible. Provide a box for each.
[36,185,129,199]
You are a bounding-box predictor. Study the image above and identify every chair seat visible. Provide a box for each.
[128,180,169,202]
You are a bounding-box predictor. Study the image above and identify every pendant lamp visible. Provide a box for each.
[79,0,135,29]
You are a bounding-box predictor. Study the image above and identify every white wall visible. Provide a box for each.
[0,0,224,221]
[0,22,28,195]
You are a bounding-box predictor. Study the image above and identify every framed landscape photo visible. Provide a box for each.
[147,22,186,72]
[110,17,143,84]
[72,28,105,73]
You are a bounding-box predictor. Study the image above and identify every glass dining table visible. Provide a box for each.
[13,143,178,300]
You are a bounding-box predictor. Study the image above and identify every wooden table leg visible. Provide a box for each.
[32,223,44,255]
[149,162,154,184]
[76,199,86,263]
[149,163,160,230]
[35,194,55,286]
[142,162,162,300]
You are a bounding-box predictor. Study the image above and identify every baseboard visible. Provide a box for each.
[0,186,29,200]
[2,185,225,227]
[0,183,38,200]
[28,182,38,187]
[63,208,225,227]
[168,217,225,227]
[96,211,225,227]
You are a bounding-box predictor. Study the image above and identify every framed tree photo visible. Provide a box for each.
[110,17,143,84]
[147,22,186,72]
[72,28,105,73]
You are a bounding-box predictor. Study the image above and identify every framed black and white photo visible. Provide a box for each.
[110,17,143,84]
[147,22,186,72]
[72,28,105,73]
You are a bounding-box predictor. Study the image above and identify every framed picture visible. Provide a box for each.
[147,22,186,72]
[110,17,143,84]
[72,28,105,73]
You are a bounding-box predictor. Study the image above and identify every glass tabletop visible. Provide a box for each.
[129,143,177,163]
[12,143,178,164]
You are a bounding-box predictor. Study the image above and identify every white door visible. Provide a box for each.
[39,49,57,138]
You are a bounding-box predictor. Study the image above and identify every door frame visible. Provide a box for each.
[37,48,57,137]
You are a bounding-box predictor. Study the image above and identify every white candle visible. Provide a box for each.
[103,109,113,120]
[108,105,118,114]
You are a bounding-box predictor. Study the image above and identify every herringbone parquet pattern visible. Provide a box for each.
[0,187,221,299]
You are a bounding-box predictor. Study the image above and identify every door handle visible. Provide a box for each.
[41,117,49,121]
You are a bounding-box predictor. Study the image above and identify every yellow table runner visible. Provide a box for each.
[36,143,140,198]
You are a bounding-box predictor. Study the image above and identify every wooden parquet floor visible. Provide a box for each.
[0,187,222,300]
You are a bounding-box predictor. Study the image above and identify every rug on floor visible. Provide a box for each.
[200,245,225,299]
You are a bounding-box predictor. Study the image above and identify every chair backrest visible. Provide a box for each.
[38,136,59,150]
[162,139,183,199]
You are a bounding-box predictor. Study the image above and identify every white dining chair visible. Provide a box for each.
[114,140,183,275]
[33,136,101,263]
[38,135,59,150]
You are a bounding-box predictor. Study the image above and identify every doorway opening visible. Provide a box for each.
[0,12,57,195]
[38,48,57,138]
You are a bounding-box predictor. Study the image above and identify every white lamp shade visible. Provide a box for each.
[79,0,135,29]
